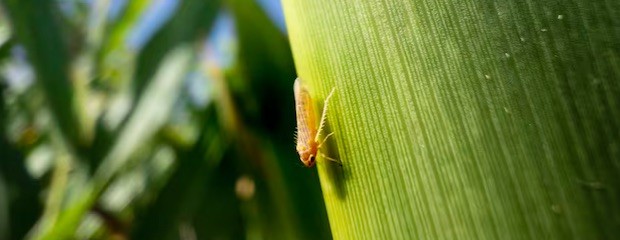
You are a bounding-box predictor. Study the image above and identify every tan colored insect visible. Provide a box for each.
[294,78,338,167]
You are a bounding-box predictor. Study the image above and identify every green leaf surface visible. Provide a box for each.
[96,0,152,90]
[282,0,620,239]
[98,0,150,57]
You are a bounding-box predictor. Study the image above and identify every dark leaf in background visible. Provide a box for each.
[227,0,296,137]
[226,0,332,239]
[131,106,236,240]
[0,0,335,239]
[0,81,42,240]
[1,0,88,151]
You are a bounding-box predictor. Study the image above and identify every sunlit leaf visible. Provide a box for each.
[96,46,193,180]
[283,0,620,239]
[35,46,193,240]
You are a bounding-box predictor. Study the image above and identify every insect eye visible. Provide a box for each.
[309,155,315,162]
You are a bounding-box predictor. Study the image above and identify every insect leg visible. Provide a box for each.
[318,132,334,149]
[315,87,336,142]
[319,152,341,166]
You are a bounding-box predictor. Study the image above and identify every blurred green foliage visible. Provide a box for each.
[0,0,331,239]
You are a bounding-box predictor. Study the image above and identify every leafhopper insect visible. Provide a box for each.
[294,78,338,167]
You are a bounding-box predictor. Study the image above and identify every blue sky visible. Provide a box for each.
[122,0,287,50]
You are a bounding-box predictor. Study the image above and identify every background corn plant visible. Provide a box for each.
[0,0,331,239]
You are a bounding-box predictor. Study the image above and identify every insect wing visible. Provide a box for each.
[294,79,317,151]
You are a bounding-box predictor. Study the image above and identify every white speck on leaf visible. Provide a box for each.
[551,204,562,214]
[504,107,511,114]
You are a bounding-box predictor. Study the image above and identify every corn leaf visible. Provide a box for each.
[282,0,620,239]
